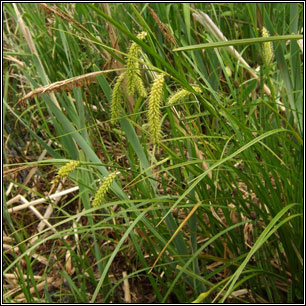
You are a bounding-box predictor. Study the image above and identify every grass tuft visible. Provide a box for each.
[3,3,303,303]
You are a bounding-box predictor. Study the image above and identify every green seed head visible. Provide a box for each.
[135,75,147,97]
[167,86,202,106]
[52,160,80,184]
[126,32,147,96]
[262,27,274,65]
[92,172,117,208]
[148,74,165,145]
[111,72,126,124]
[127,43,140,96]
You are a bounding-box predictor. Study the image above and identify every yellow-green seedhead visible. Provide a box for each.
[148,74,165,145]
[92,172,117,208]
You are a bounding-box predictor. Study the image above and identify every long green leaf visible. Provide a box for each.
[173,35,303,52]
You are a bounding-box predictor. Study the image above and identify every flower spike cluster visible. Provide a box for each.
[111,32,148,125]
[126,31,148,97]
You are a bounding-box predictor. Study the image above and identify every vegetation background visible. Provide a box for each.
[3,2,303,303]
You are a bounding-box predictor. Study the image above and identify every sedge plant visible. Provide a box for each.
[3,3,303,303]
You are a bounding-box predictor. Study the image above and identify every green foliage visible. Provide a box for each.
[3,3,303,303]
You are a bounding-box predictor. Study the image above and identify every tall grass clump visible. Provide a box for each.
[3,2,303,303]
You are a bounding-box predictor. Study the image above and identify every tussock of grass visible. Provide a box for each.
[3,3,303,303]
